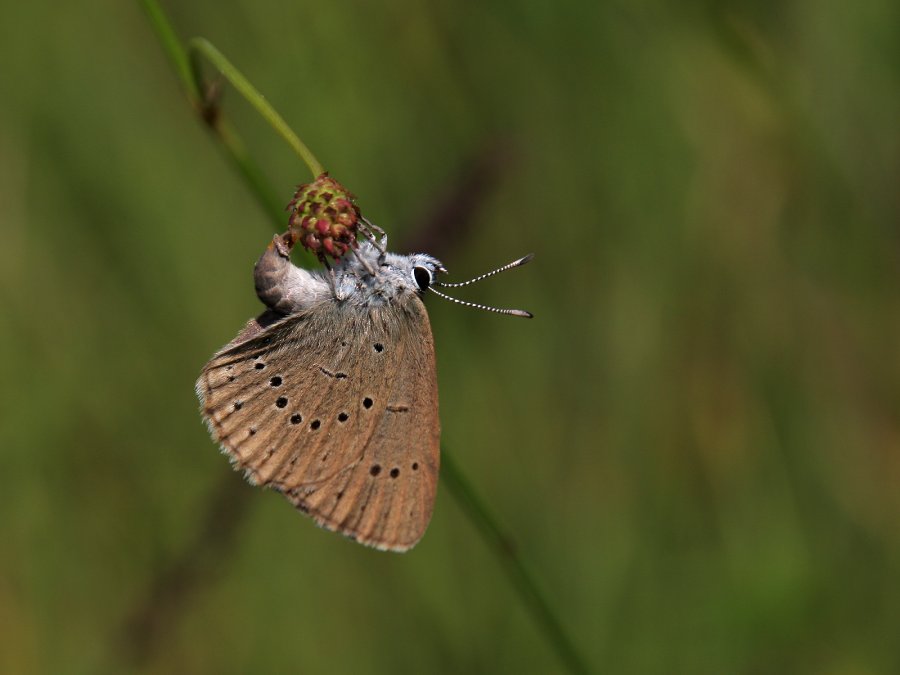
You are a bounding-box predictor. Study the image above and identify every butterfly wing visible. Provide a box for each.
[196,296,440,551]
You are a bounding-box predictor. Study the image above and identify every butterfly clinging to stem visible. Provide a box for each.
[196,174,532,551]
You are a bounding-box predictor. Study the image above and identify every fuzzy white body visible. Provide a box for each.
[255,237,445,315]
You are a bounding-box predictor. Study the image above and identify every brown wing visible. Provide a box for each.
[196,296,440,551]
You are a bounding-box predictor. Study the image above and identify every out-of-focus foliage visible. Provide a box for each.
[1,0,898,673]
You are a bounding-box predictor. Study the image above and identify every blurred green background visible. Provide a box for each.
[2,0,899,673]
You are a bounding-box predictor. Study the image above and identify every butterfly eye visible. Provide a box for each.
[413,266,432,292]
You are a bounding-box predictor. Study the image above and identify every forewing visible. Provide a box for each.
[196,296,440,551]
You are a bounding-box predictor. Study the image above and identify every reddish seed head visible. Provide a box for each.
[287,173,362,262]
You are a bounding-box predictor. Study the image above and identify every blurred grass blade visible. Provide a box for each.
[139,0,286,226]
[138,0,197,98]
[442,450,591,675]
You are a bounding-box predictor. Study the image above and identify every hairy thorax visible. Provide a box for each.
[254,236,442,316]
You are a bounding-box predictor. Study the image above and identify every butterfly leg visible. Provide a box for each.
[359,217,388,263]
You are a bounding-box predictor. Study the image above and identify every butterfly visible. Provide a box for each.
[197,230,531,551]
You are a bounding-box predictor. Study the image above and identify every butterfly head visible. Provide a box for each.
[338,243,446,302]
[342,241,532,317]
[405,254,448,295]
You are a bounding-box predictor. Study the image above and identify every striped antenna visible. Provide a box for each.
[428,287,533,318]
[436,253,533,288]
[428,252,534,318]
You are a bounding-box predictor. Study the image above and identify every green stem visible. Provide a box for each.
[442,451,591,675]
[214,121,287,226]
[188,37,324,179]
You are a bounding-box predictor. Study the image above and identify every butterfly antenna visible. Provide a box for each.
[435,253,533,288]
[428,286,533,318]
